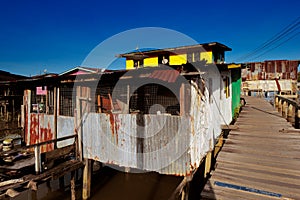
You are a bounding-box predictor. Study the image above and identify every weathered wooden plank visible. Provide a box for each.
[201,96,300,200]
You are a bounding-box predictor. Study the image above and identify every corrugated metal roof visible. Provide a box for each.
[119,42,232,58]
[148,70,180,83]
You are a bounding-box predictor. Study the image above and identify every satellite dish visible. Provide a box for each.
[162,58,168,64]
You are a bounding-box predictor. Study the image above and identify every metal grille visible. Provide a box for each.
[59,86,75,116]
[93,83,179,115]
[130,84,179,115]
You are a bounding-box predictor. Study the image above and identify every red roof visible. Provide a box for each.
[148,69,180,83]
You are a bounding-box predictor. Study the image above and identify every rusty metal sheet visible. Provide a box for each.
[243,60,298,81]
[26,113,55,153]
[148,70,180,83]
[83,113,138,168]
[82,113,195,175]
[57,116,75,148]
[82,78,226,176]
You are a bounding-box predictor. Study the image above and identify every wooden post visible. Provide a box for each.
[126,85,130,114]
[71,171,76,200]
[12,99,15,122]
[34,145,41,174]
[204,139,213,178]
[278,99,282,113]
[25,90,31,145]
[31,190,37,200]
[54,87,58,149]
[282,101,287,118]
[295,108,299,129]
[180,83,185,116]
[204,151,212,178]
[287,104,293,123]
[76,86,83,162]
[181,182,190,200]
[82,159,92,200]
[97,95,102,113]
[274,96,278,108]
[59,176,65,191]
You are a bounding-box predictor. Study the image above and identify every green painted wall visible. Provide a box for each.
[231,68,241,119]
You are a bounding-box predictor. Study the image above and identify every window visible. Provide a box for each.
[59,86,75,116]
[194,52,200,62]
[129,84,179,115]
[187,52,193,63]
[31,87,54,114]
[134,59,144,68]
[158,54,170,65]
[223,77,230,98]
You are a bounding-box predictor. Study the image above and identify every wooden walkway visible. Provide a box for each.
[201,96,300,200]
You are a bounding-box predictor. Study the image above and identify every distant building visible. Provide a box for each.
[0,70,27,125]
[241,60,300,97]
[242,60,299,81]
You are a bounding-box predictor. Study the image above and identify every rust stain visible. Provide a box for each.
[40,121,54,152]
[30,114,39,145]
[29,114,54,153]
[108,113,119,145]
[109,113,115,136]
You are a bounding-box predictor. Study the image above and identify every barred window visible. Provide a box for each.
[59,86,75,116]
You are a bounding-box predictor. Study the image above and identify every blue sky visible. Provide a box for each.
[0,0,299,76]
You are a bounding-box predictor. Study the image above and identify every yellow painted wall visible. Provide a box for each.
[200,52,213,64]
[169,54,187,65]
[126,60,134,70]
[144,57,158,67]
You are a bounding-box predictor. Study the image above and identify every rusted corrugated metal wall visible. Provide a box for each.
[242,60,298,81]
[82,113,193,176]
[26,113,55,153]
[25,114,75,151]
[82,80,223,176]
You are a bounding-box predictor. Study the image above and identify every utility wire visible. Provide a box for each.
[237,16,300,62]
[250,31,300,61]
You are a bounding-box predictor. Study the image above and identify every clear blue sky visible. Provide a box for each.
[0,0,299,76]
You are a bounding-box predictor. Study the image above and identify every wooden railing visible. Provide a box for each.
[274,95,299,129]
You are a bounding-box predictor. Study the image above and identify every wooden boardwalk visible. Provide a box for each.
[201,96,300,200]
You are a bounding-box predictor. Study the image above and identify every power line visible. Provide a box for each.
[237,16,300,62]
[250,31,300,61]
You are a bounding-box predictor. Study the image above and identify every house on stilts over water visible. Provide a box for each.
[21,42,242,178]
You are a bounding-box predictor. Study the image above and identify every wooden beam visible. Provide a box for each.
[221,124,239,130]
[71,171,76,200]
[82,159,92,200]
